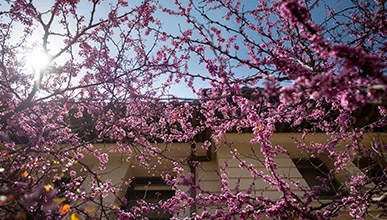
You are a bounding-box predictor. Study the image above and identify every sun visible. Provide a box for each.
[25,49,50,73]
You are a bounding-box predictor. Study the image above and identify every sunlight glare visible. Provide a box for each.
[25,50,50,73]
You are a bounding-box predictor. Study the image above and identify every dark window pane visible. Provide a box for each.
[123,177,174,219]
[354,157,385,184]
[293,158,339,199]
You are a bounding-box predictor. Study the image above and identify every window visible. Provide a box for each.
[293,158,340,199]
[123,177,175,220]
[354,156,385,184]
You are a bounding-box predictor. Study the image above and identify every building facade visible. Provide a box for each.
[79,131,387,219]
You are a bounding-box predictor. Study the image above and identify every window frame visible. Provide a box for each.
[293,158,341,199]
[123,177,175,219]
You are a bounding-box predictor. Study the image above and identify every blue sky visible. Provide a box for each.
[2,0,376,99]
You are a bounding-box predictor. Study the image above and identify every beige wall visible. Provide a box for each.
[79,132,387,219]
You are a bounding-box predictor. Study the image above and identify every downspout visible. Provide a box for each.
[188,109,212,217]
[189,149,197,217]
[189,140,212,217]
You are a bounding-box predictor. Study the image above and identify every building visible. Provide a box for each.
[76,103,387,219]
[4,101,386,219]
